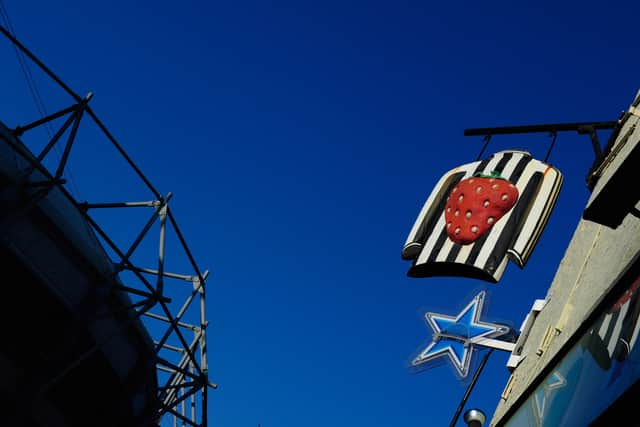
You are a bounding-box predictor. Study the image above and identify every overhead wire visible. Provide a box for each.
[0,0,81,198]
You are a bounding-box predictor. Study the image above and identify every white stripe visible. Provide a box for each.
[454,239,475,264]
[416,163,479,266]
[510,166,562,263]
[436,234,456,262]
[607,302,630,356]
[473,157,543,271]
[433,153,506,264]
[598,313,612,338]
[628,304,640,350]
[403,167,461,256]
[498,152,525,181]
[493,257,509,281]
[455,154,525,266]
[510,174,562,266]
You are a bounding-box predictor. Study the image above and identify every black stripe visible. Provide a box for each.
[413,172,465,247]
[465,154,532,268]
[445,154,510,265]
[428,155,493,264]
[421,152,534,274]
[465,232,490,266]
[446,243,463,262]
[427,229,451,263]
[493,152,513,174]
[517,171,563,264]
[483,172,543,274]
[618,290,640,344]
[507,154,532,184]
[472,156,492,175]
[446,153,513,262]
[603,310,620,345]
[423,162,483,264]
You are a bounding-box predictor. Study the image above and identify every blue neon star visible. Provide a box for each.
[533,371,566,426]
[412,291,509,378]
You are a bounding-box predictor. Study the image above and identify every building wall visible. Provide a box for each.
[490,89,640,425]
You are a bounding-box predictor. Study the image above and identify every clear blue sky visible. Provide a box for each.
[1,1,638,426]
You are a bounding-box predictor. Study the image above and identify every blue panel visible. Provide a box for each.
[505,272,640,426]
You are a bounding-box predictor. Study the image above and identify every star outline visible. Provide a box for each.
[411,291,510,378]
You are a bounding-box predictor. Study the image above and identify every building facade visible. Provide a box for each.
[489,89,640,426]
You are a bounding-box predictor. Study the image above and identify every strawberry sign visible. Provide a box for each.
[444,171,519,245]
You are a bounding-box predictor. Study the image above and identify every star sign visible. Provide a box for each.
[411,291,510,378]
[532,371,566,426]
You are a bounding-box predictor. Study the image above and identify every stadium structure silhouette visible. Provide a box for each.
[0,26,215,426]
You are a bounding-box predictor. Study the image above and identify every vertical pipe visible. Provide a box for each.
[197,277,209,426]
[448,349,493,427]
[157,203,167,296]
[190,363,196,423]
[181,387,186,427]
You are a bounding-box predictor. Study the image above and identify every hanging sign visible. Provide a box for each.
[402,150,562,283]
[410,290,516,379]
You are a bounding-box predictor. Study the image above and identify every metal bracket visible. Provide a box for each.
[506,298,547,371]
[464,120,620,189]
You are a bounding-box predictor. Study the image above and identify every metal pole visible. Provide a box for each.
[190,364,196,423]
[448,349,494,427]
[13,103,77,136]
[198,276,209,427]
[0,24,83,102]
[181,387,186,427]
[157,203,168,296]
[464,121,617,136]
[54,107,84,179]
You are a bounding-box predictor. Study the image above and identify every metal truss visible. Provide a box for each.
[0,25,215,426]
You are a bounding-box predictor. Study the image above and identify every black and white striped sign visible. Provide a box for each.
[402,150,563,283]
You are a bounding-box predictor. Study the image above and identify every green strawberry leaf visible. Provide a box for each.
[473,170,507,180]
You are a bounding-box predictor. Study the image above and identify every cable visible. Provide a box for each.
[475,134,491,161]
[0,1,81,197]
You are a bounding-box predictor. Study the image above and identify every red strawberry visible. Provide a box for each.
[444,171,519,245]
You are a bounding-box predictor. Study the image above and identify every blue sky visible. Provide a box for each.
[1,1,638,426]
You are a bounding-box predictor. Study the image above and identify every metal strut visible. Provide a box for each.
[449,349,494,427]
[0,23,215,427]
[464,120,620,188]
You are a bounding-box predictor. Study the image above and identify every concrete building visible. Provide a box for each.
[489,89,640,426]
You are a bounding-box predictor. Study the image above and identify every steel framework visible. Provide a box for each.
[0,25,215,426]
